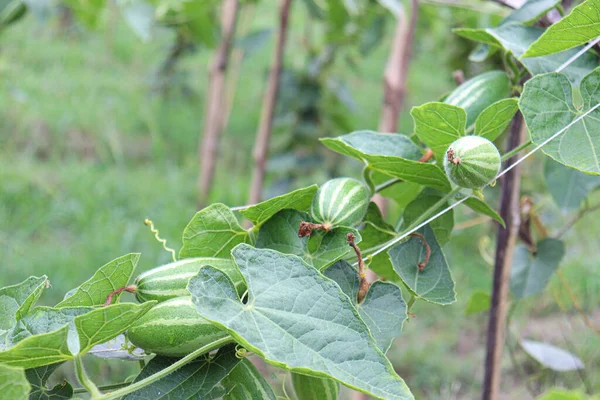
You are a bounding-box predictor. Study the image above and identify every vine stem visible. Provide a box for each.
[74,355,103,399]
[73,382,131,395]
[500,140,532,162]
[99,336,235,400]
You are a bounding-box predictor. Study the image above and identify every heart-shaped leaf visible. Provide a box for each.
[25,363,73,399]
[401,189,454,245]
[0,276,48,331]
[388,225,456,305]
[0,302,154,368]
[188,245,414,400]
[123,345,241,400]
[57,254,139,307]
[510,239,565,299]
[520,340,584,371]
[522,0,600,57]
[520,68,600,175]
[544,158,600,213]
[255,209,361,271]
[411,103,466,161]
[180,204,250,259]
[324,260,407,352]
[475,98,519,141]
[0,363,30,399]
[240,185,318,227]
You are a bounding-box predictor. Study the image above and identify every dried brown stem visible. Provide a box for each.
[418,148,434,163]
[409,232,431,271]
[197,0,240,208]
[298,221,331,237]
[347,233,369,303]
[104,286,137,307]
[447,148,461,165]
[248,0,293,205]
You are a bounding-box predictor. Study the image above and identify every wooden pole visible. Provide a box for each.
[197,0,240,208]
[247,0,293,205]
[482,113,526,400]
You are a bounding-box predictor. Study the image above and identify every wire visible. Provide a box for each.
[555,37,600,73]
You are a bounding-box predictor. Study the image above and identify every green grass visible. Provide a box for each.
[1,3,599,399]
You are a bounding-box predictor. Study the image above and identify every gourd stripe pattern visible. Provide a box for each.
[310,178,370,228]
[444,136,501,189]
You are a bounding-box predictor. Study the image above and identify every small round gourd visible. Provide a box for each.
[127,297,227,357]
[443,136,501,189]
[310,177,370,229]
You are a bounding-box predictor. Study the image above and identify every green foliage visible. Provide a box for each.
[25,363,74,399]
[57,254,139,307]
[0,276,47,331]
[464,291,491,315]
[240,185,318,227]
[389,226,456,305]
[520,68,600,175]
[221,358,277,400]
[544,158,600,213]
[412,103,467,161]
[0,363,30,399]
[188,245,413,399]
[179,204,250,259]
[402,190,454,245]
[523,0,600,57]
[538,389,599,400]
[475,98,519,141]
[510,239,565,299]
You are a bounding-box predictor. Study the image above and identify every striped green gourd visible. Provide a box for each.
[310,177,370,229]
[292,373,340,400]
[444,70,510,127]
[443,136,501,189]
[127,297,227,357]
[134,257,244,303]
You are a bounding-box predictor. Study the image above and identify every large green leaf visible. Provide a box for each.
[0,302,154,368]
[475,98,519,141]
[25,363,73,399]
[292,372,339,400]
[455,24,597,86]
[520,68,600,175]
[320,131,451,191]
[0,363,30,399]
[411,103,466,161]
[401,189,454,245]
[255,209,361,271]
[240,185,318,227]
[180,204,250,259]
[388,225,456,305]
[123,345,240,400]
[56,254,139,307]
[222,358,277,400]
[510,239,564,299]
[523,0,600,57]
[0,276,47,331]
[324,261,407,352]
[544,158,600,213]
[188,245,414,400]
[464,291,491,315]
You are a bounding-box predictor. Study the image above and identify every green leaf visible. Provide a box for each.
[544,158,600,213]
[475,98,519,141]
[63,0,105,29]
[88,334,145,360]
[358,203,401,282]
[411,102,466,161]
[504,0,561,25]
[255,209,361,271]
[388,225,456,305]
[520,340,583,371]
[188,245,414,400]
[464,291,491,315]
[292,372,339,400]
[25,363,73,399]
[0,276,48,331]
[222,358,277,400]
[464,197,505,227]
[523,0,600,57]
[180,204,250,259]
[402,190,454,245]
[0,302,154,368]
[324,261,407,352]
[520,68,600,175]
[455,24,597,86]
[0,363,30,399]
[56,254,139,307]
[123,345,240,400]
[537,388,596,400]
[321,130,422,160]
[240,185,318,227]
[510,239,565,299]
[444,70,511,128]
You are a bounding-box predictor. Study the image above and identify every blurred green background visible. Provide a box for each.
[1,1,599,398]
